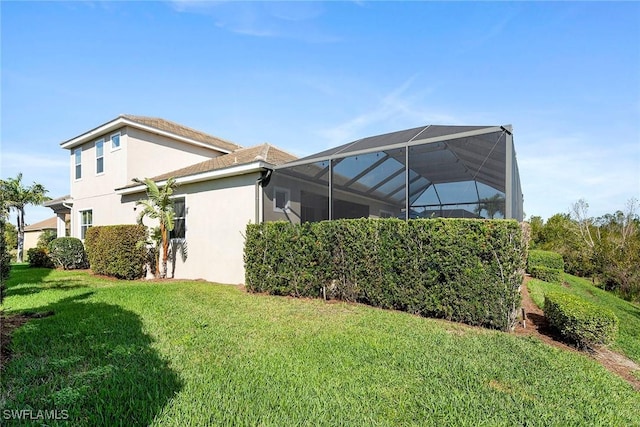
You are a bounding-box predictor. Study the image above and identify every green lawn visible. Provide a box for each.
[527,273,640,364]
[1,265,639,426]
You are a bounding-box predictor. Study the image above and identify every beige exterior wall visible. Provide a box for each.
[167,173,259,284]
[69,126,223,239]
[23,230,44,253]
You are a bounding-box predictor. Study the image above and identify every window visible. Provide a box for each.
[74,148,82,180]
[80,210,92,239]
[170,198,186,239]
[273,188,290,212]
[111,132,120,150]
[96,139,104,174]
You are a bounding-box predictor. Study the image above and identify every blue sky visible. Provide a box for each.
[1,1,639,225]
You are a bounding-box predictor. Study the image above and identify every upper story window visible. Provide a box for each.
[170,198,186,239]
[74,148,82,180]
[96,139,104,174]
[111,132,121,150]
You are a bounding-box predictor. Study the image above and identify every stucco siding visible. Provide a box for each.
[23,231,42,253]
[126,127,222,182]
[168,173,258,284]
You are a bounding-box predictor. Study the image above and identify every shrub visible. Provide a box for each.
[37,229,57,248]
[245,218,526,331]
[85,225,147,280]
[48,237,88,270]
[530,266,563,283]
[544,291,618,348]
[527,249,564,273]
[27,247,54,268]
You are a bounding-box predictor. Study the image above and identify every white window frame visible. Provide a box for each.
[170,196,186,240]
[273,187,290,212]
[79,209,93,240]
[74,148,82,180]
[111,132,121,151]
[95,139,105,175]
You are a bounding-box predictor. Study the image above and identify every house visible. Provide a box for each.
[45,115,296,284]
[23,215,69,253]
[45,115,522,284]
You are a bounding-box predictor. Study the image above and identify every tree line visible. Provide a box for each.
[529,199,640,301]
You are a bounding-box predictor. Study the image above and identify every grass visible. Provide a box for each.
[527,273,640,363]
[1,265,639,426]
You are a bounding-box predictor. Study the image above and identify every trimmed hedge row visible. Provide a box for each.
[245,218,527,331]
[85,225,147,280]
[530,266,563,283]
[48,237,88,270]
[527,249,564,273]
[544,291,618,348]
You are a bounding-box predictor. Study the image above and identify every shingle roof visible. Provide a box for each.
[126,143,297,186]
[24,216,62,231]
[120,114,241,153]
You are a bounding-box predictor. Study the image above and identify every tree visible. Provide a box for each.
[475,193,505,219]
[0,173,49,262]
[134,177,178,279]
[3,221,18,251]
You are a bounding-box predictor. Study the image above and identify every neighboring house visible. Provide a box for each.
[45,114,296,284]
[45,115,522,284]
[23,215,69,253]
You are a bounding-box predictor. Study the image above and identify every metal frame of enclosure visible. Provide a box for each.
[262,125,523,223]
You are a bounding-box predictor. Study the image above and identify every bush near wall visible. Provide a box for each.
[48,237,88,270]
[27,247,54,268]
[245,218,526,331]
[544,291,618,348]
[527,249,564,273]
[85,225,147,280]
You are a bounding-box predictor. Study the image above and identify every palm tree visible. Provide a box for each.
[475,193,505,219]
[0,173,49,262]
[134,177,178,279]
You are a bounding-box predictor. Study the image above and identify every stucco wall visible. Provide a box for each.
[23,230,43,253]
[167,173,259,284]
[68,126,223,239]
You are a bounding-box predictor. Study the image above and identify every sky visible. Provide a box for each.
[1,1,639,225]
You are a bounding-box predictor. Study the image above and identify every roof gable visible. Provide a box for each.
[60,114,241,153]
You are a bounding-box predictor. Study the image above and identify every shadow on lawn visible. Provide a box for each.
[1,292,182,426]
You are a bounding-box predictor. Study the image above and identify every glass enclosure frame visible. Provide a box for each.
[262,125,523,223]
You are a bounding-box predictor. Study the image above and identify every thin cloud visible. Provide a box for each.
[318,76,459,148]
[167,1,341,42]
[519,136,640,219]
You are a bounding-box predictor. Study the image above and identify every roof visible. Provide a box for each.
[60,114,241,153]
[120,115,240,152]
[273,124,514,209]
[24,216,61,232]
[117,143,297,191]
[289,124,509,165]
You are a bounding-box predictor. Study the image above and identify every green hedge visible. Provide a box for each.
[27,247,54,268]
[48,237,88,270]
[527,249,564,273]
[530,266,563,283]
[85,225,147,280]
[245,218,526,331]
[544,291,618,348]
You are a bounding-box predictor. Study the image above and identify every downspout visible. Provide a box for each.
[255,169,272,224]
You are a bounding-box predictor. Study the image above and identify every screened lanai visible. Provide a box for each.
[262,125,523,223]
